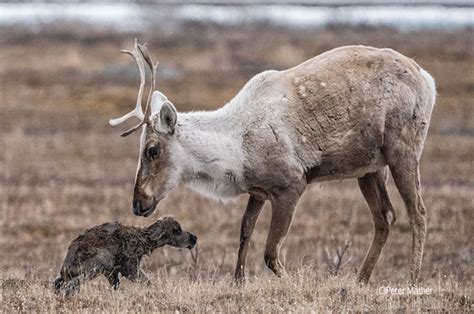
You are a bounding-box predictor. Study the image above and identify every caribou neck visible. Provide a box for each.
[174,109,245,199]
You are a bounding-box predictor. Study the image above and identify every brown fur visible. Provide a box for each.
[53,217,197,296]
[113,44,435,285]
[234,47,435,284]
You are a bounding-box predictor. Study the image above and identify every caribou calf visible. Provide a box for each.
[110,40,436,284]
[54,217,197,296]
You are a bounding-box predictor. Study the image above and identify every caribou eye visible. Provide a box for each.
[172,228,181,235]
[146,146,160,159]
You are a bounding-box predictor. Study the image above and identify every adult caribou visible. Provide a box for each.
[110,39,435,284]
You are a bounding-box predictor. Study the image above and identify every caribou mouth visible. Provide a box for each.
[133,197,158,217]
[141,199,158,217]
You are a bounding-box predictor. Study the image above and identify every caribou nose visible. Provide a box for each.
[132,198,143,216]
[133,197,158,217]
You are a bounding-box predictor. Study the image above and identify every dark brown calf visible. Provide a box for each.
[54,216,196,296]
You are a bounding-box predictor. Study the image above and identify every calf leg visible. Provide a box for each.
[235,195,265,283]
[56,266,81,296]
[123,262,150,285]
[53,276,64,294]
[60,269,99,297]
[357,168,395,283]
[107,269,120,290]
[62,276,81,297]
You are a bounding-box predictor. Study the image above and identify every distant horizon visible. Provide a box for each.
[0,0,473,7]
[1,2,473,31]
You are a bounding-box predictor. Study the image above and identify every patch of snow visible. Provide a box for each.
[0,3,472,31]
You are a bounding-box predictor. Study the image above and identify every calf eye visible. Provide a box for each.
[173,228,181,235]
[146,146,160,159]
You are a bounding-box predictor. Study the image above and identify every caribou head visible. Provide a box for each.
[109,39,179,217]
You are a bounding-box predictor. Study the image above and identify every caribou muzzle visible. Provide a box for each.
[133,196,158,217]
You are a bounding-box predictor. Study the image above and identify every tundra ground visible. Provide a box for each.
[0,24,472,311]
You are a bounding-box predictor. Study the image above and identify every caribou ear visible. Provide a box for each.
[158,101,177,134]
[151,99,177,134]
[151,92,177,134]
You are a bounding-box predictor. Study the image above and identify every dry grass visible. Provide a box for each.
[2,272,471,312]
[0,23,473,312]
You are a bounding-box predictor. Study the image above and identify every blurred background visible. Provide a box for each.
[0,0,473,311]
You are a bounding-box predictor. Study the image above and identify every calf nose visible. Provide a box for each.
[190,234,197,245]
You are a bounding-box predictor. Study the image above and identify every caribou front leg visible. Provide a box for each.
[264,186,303,277]
[235,195,265,283]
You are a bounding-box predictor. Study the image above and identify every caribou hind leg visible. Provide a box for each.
[388,158,427,284]
[382,121,429,284]
[357,168,396,283]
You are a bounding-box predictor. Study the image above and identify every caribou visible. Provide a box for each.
[110,39,436,284]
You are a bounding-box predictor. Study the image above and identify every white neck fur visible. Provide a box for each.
[173,110,245,200]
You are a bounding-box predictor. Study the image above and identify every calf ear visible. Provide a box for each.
[150,91,177,134]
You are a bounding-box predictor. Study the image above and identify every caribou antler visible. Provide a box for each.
[109,39,158,137]
[138,42,159,128]
[109,39,145,128]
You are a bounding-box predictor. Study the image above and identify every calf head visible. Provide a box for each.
[145,216,197,249]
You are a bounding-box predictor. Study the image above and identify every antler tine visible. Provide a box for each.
[109,39,146,134]
[137,43,159,124]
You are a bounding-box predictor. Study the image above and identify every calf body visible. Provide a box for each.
[54,217,196,296]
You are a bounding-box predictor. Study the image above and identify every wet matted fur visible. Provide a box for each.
[53,216,197,296]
